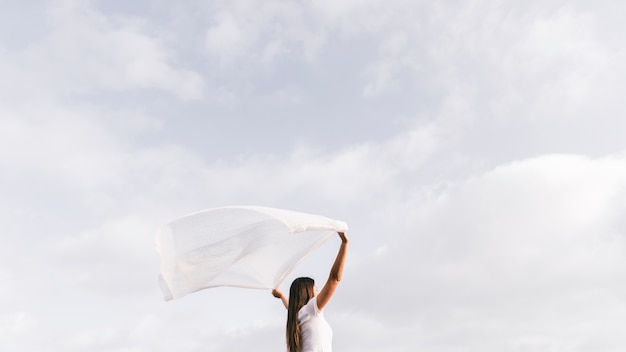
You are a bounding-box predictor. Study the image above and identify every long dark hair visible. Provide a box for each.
[286,277,315,352]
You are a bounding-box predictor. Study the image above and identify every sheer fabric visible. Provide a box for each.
[155,206,348,301]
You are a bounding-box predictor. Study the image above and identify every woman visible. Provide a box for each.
[272,231,349,352]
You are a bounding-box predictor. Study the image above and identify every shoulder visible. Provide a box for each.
[299,297,322,319]
[309,296,322,313]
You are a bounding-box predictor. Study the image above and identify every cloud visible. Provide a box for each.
[203,0,328,64]
[307,0,626,129]
[0,0,204,100]
[206,11,254,59]
[0,312,37,349]
[337,153,626,350]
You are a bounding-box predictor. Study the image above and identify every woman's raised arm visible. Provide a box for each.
[316,232,349,310]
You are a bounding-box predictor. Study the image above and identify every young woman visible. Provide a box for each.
[272,231,349,352]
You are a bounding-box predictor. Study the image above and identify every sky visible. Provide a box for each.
[1,0,626,351]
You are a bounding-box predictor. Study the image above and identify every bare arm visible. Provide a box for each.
[316,232,349,311]
[272,289,289,309]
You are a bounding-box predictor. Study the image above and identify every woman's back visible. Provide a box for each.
[298,297,333,352]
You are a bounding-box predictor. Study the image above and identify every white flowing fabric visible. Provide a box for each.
[155,206,348,301]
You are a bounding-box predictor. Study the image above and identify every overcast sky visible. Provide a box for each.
[1,0,626,351]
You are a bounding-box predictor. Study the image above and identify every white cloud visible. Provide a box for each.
[64,327,118,350]
[308,0,625,129]
[206,11,253,59]
[0,0,204,100]
[338,153,626,350]
[0,312,37,351]
[202,0,328,65]
[0,312,36,336]
[0,104,135,193]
